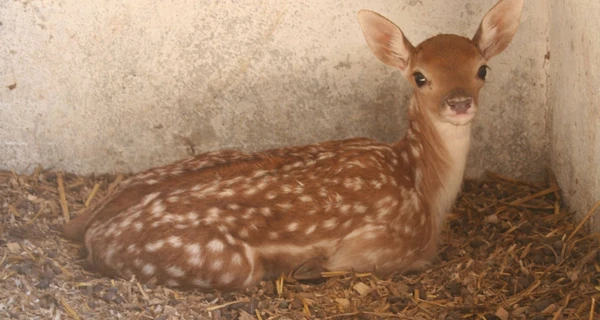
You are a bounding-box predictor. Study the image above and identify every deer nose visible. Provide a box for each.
[446,97,472,114]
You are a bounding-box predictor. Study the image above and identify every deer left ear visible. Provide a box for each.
[358,10,415,73]
[472,0,524,60]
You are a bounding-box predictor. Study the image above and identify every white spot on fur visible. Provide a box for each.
[377,207,392,219]
[142,264,155,276]
[225,233,236,245]
[184,245,202,260]
[119,216,134,229]
[305,224,317,235]
[344,224,383,240]
[260,207,272,217]
[342,219,353,229]
[286,222,299,232]
[218,189,235,198]
[220,273,235,284]
[169,189,186,196]
[252,169,268,178]
[318,152,336,161]
[145,240,165,252]
[150,200,166,216]
[343,177,363,191]
[160,214,175,224]
[244,187,258,196]
[218,224,229,234]
[410,143,421,158]
[193,278,210,287]
[299,195,313,202]
[256,180,269,190]
[400,151,409,164]
[227,203,240,210]
[188,254,204,267]
[126,244,137,253]
[105,244,116,264]
[135,172,154,181]
[167,236,183,248]
[411,190,422,212]
[322,218,338,230]
[318,188,328,198]
[224,216,237,225]
[370,179,383,189]
[340,204,351,214]
[186,211,199,221]
[166,279,180,287]
[205,207,221,223]
[277,202,293,210]
[226,176,244,186]
[207,239,225,252]
[211,259,223,270]
[232,253,243,265]
[166,265,185,277]
[281,185,292,194]
[414,168,423,186]
[292,185,303,194]
[265,191,277,200]
[353,203,368,214]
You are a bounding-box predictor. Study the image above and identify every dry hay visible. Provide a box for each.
[1,166,599,320]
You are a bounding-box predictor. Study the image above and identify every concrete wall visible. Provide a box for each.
[1,0,548,181]
[549,0,600,231]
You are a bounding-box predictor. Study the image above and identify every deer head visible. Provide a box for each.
[358,0,524,126]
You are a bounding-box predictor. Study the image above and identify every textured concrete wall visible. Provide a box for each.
[549,1,600,231]
[1,0,548,180]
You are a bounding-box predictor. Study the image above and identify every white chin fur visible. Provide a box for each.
[443,112,476,126]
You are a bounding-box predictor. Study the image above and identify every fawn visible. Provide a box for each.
[63,0,524,292]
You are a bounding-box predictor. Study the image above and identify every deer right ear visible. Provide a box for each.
[358,10,415,73]
[472,0,524,60]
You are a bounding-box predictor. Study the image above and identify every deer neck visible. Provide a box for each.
[402,96,472,231]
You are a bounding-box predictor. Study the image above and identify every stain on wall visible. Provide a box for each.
[1,0,548,182]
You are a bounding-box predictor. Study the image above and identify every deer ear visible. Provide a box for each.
[472,0,524,60]
[358,10,415,73]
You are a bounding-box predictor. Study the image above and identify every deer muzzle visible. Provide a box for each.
[445,90,473,115]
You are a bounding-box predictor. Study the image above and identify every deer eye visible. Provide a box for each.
[413,72,427,87]
[477,65,489,80]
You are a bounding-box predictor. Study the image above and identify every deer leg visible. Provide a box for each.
[292,257,328,280]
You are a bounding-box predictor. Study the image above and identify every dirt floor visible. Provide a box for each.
[1,167,599,320]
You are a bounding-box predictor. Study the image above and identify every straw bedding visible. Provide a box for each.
[1,167,599,319]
